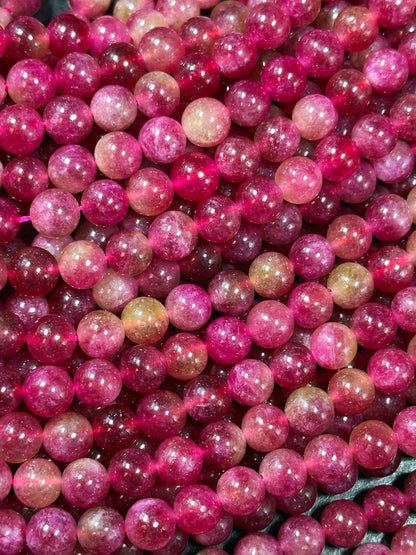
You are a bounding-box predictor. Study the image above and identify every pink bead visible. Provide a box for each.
[192,509,233,546]
[93,403,140,452]
[30,189,80,238]
[137,390,186,440]
[69,0,111,18]
[99,41,145,88]
[285,386,335,436]
[349,420,398,469]
[364,48,409,94]
[198,420,246,469]
[27,314,77,364]
[149,210,198,261]
[55,53,101,99]
[82,179,129,226]
[367,347,415,394]
[372,140,414,183]
[6,16,49,60]
[304,434,353,485]
[353,544,392,555]
[224,79,271,128]
[155,436,203,485]
[212,32,257,79]
[0,411,43,463]
[245,3,289,49]
[296,29,343,78]
[48,145,97,194]
[205,316,251,364]
[26,508,77,555]
[126,498,175,551]
[233,494,276,532]
[234,532,282,555]
[363,485,410,533]
[77,310,125,358]
[311,322,357,369]
[217,466,265,516]
[0,510,26,555]
[135,70,180,116]
[275,157,322,204]
[174,484,222,534]
[43,411,93,463]
[228,359,274,405]
[43,95,93,145]
[7,58,56,108]
[321,499,368,547]
[184,375,231,423]
[165,284,211,330]
[22,364,73,417]
[292,94,338,141]
[366,193,412,241]
[59,240,107,289]
[392,287,416,332]
[74,358,122,407]
[95,132,142,180]
[290,234,335,279]
[278,515,325,555]
[62,457,110,508]
[215,135,260,183]
[352,114,398,160]
[314,135,361,182]
[139,116,186,164]
[260,448,307,497]
[91,85,138,131]
[77,506,125,555]
[109,447,156,497]
[246,300,294,349]
[182,97,231,147]
[127,167,173,217]
[394,406,416,457]
[367,246,414,292]
[47,12,90,57]
[0,105,44,155]
[261,55,307,103]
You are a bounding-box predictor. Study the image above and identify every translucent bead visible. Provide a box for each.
[351,114,398,160]
[155,436,202,485]
[26,508,77,555]
[210,0,248,34]
[228,359,274,406]
[366,193,412,241]
[139,116,186,164]
[43,95,93,145]
[215,136,260,183]
[363,48,409,94]
[367,246,414,292]
[311,322,357,369]
[285,386,335,436]
[192,509,233,546]
[7,58,56,108]
[43,411,93,463]
[353,543,392,555]
[327,262,374,309]
[363,485,410,533]
[208,269,254,316]
[182,98,231,147]
[69,0,111,18]
[180,16,220,53]
[139,26,184,72]
[137,255,181,298]
[328,368,375,415]
[55,52,101,99]
[47,12,90,57]
[48,145,97,194]
[0,509,26,555]
[327,214,372,260]
[314,135,361,182]
[278,515,325,555]
[77,310,125,358]
[155,0,199,31]
[62,457,110,508]
[367,347,415,394]
[321,500,368,548]
[290,234,334,280]
[59,240,107,290]
[0,105,44,155]
[137,390,186,440]
[174,484,222,534]
[304,433,353,485]
[198,420,246,469]
[275,157,322,204]
[149,210,197,260]
[334,6,378,52]
[262,55,306,103]
[349,420,398,469]
[165,284,211,330]
[292,94,338,141]
[224,79,270,128]
[13,458,61,508]
[247,300,294,349]
[217,466,265,516]
[372,140,414,183]
[126,498,175,551]
[259,448,307,497]
[6,16,49,60]
[234,533,282,555]
[77,506,125,555]
[241,404,289,453]
[99,41,145,88]
[184,375,231,423]
[394,406,416,457]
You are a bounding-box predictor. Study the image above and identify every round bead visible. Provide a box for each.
[241,404,289,453]
[126,498,176,550]
[137,390,186,440]
[290,234,334,279]
[270,342,316,389]
[23,365,73,417]
[13,458,61,508]
[184,375,231,423]
[349,420,398,469]
[77,310,125,358]
[328,368,375,415]
[246,300,294,349]
[199,420,247,469]
[128,167,174,216]
[278,515,325,555]
[121,297,169,345]
[321,500,368,547]
[255,117,300,164]
[43,411,93,463]
[394,406,416,457]
[327,262,374,309]
[285,386,335,436]
[182,98,231,147]
[0,105,44,155]
[311,322,357,370]
[149,210,198,261]
[234,533,282,555]
[119,344,167,393]
[0,510,26,555]
[217,466,265,516]
[292,94,338,141]
[304,434,353,485]
[59,240,107,290]
[259,448,307,498]
[77,506,125,555]
[26,509,77,555]
[174,485,222,534]
[62,458,110,508]
[0,411,42,463]
[363,485,410,533]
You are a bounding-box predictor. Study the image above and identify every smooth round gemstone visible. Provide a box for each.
[261,55,307,103]
[199,420,247,469]
[290,234,335,279]
[77,310,125,358]
[0,411,42,463]
[321,500,368,547]
[205,316,251,365]
[23,365,73,418]
[181,98,231,147]
[184,375,231,423]
[349,420,398,469]
[94,132,142,181]
[311,322,357,370]
[394,406,416,457]
[26,508,77,555]
[304,434,353,485]
[126,498,176,550]
[128,167,174,216]
[43,411,93,463]
[108,447,156,497]
[27,314,77,364]
[285,386,335,437]
[13,458,61,508]
[0,510,26,555]
[74,358,122,407]
[119,344,167,393]
[327,262,374,309]
[216,466,265,516]
[328,368,375,415]
[77,506,125,555]
[0,104,44,155]
[259,448,307,498]
[59,240,107,290]
[8,246,59,296]
[288,283,333,329]
[149,210,198,261]
[62,458,110,508]
[121,297,169,345]
[255,116,300,164]
[155,436,203,486]
[228,359,274,406]
[224,79,271,127]
[174,485,222,534]
[270,342,316,389]
[137,390,186,440]
[278,515,325,555]
[363,485,410,533]
[364,48,409,94]
[246,300,294,349]
[367,347,415,394]
[292,94,339,141]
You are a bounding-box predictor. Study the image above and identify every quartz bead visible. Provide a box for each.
[48,145,96,194]
[285,386,335,436]
[26,508,77,555]
[372,140,414,183]
[3,155,48,203]
[367,246,414,292]
[259,448,307,498]
[333,6,378,52]
[328,368,375,415]
[23,364,73,418]
[337,160,377,204]
[0,510,26,555]
[205,316,251,364]
[311,322,357,369]
[327,214,372,260]
[321,500,368,547]
[106,229,152,277]
[0,411,42,463]
[77,506,125,555]
[208,269,254,316]
[9,246,59,296]
[392,287,416,332]
[304,434,353,485]
[94,132,142,181]
[62,458,110,508]
[55,52,101,99]
[228,359,274,406]
[162,332,208,380]
[192,509,233,546]
[363,485,410,533]
[109,447,156,497]
[139,116,187,164]
[215,136,260,183]
[366,193,412,241]
[13,458,61,508]
[69,0,111,18]
[43,95,93,145]
[217,466,265,516]
[195,195,241,244]
[184,375,231,423]
[288,283,333,329]
[77,310,125,358]
[7,58,56,109]
[165,284,211,330]
[296,29,343,79]
[393,406,416,457]
[261,55,307,103]
[245,3,289,49]
[126,498,176,550]
[326,69,372,115]
[139,26,184,72]
[224,79,270,128]
[210,0,248,33]
[27,314,77,364]
[314,135,361,182]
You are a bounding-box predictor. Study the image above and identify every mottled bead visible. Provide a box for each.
[259,448,307,498]
[62,458,110,508]
[182,98,231,147]
[199,420,246,469]
[13,458,61,508]
[328,368,375,415]
[327,262,374,309]
[77,310,125,358]
[77,506,125,555]
[311,322,357,369]
[0,510,26,555]
[0,411,42,463]
[26,508,77,555]
[126,498,176,550]
[321,499,368,547]
[285,386,335,436]
[349,420,398,469]
[247,300,294,349]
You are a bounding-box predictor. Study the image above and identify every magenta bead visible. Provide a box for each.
[314,135,361,182]
[363,485,410,533]
[246,300,294,349]
[74,358,122,407]
[367,246,414,292]
[0,510,26,555]
[82,179,129,227]
[22,364,73,417]
[260,448,307,498]
[372,140,414,183]
[0,411,42,463]
[27,314,77,364]
[204,316,251,365]
[184,375,231,423]
[228,359,274,406]
[367,347,415,394]
[199,420,247,469]
[304,434,353,485]
[155,436,203,485]
[349,420,398,469]
[278,515,325,555]
[270,342,316,389]
[224,79,271,127]
[311,322,357,370]
[7,58,56,108]
[255,116,300,164]
[77,506,125,555]
[126,498,176,550]
[43,95,93,145]
[245,3,290,49]
[48,144,97,194]
[234,532,282,555]
[55,52,101,99]
[290,234,335,280]
[392,287,416,332]
[288,283,333,329]
[321,500,368,547]
[62,457,110,508]
[216,466,265,516]
[174,484,222,534]
[366,193,412,241]
[59,240,107,290]
[194,195,241,244]
[0,104,44,155]
[47,12,90,57]
[261,55,307,103]
[137,390,186,440]
[394,406,416,457]
[3,155,48,203]
[26,509,77,555]
[148,210,198,261]
[364,48,409,94]
[285,386,335,436]
[108,448,156,497]
[43,411,93,463]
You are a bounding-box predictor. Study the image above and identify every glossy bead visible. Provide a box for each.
[194,195,240,244]
[217,466,265,516]
[210,0,248,33]
[372,140,414,183]
[165,284,211,331]
[321,500,368,547]
[126,498,176,550]
[224,79,270,127]
[139,26,184,72]
[353,544,392,555]
[81,179,129,227]
[364,48,409,94]
[43,411,93,463]
[26,508,77,555]
[392,287,416,332]
[74,358,122,407]
[259,448,307,498]
[304,434,353,485]
[296,29,343,79]
[285,386,335,436]
[174,484,222,534]
[121,297,169,345]
[270,342,316,389]
[0,510,26,555]
[311,322,357,369]
[55,52,101,99]
[278,515,325,555]
[0,411,42,463]
[184,375,231,423]
[182,98,231,147]
[337,160,377,204]
[208,269,254,316]
[6,16,49,60]
[228,359,274,406]
[48,284,95,327]
[236,176,282,225]
[43,95,93,145]
[261,55,307,103]
[290,234,335,280]
[77,506,125,555]
[23,364,73,417]
[328,368,375,415]
[215,136,260,183]
[366,193,412,241]
[327,262,374,309]
[0,105,44,155]
[3,155,47,203]
[205,316,251,364]
[162,332,208,380]
[363,485,410,533]
[106,230,152,278]
[62,458,110,508]
[367,347,415,394]
[47,12,90,57]
[27,314,77,364]
[314,135,361,182]
[0,311,26,359]
[333,6,378,52]
[99,41,145,88]
[288,283,333,329]
[59,240,107,290]
[247,300,294,349]
[234,532,282,555]
[394,406,416,457]
[292,94,338,141]
[367,246,414,292]
[137,255,181,298]
[13,458,61,508]
[199,420,246,469]
[89,15,130,57]
[77,310,125,358]
[327,214,372,260]
[7,58,56,108]
[137,390,186,440]
[93,404,139,452]
[128,167,174,216]
[48,145,97,194]
[119,345,167,393]
[326,69,372,115]
[349,420,397,469]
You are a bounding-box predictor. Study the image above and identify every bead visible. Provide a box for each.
[184,375,231,423]
[49,284,95,327]
[321,499,368,547]
[106,230,152,277]
[270,342,316,389]
[174,484,222,534]
[326,69,372,115]
[288,283,333,329]
[6,16,49,60]
[205,316,251,364]
[246,300,294,349]
[0,411,42,463]
[366,193,412,241]
[59,240,107,290]
[292,94,338,141]
[367,246,414,292]
[119,344,167,393]
[182,97,231,147]
[353,544,392,555]
[27,314,77,364]
[349,420,398,469]
[363,485,410,533]
[217,466,265,516]
[13,458,61,508]
[99,41,145,88]
[228,359,274,406]
[62,458,110,508]
[171,152,219,202]
[207,270,253,316]
[392,287,416,332]
[48,145,97,194]
[0,311,26,359]
[43,411,93,463]
[74,358,122,407]
[23,364,73,417]
[121,297,169,345]
[55,52,101,99]
[364,48,409,94]
[26,508,77,555]
[234,532,282,555]
[367,347,415,394]
[126,498,176,550]
[393,406,416,457]
[278,515,325,555]
[291,234,335,280]
[304,434,353,485]
[0,510,26,555]
[127,167,174,217]
[0,104,44,155]
[285,386,335,436]
[93,404,139,452]
[372,140,414,183]
[311,322,357,369]
[327,214,372,260]
[137,390,186,440]
[162,332,208,380]
[327,262,374,309]
[43,95,93,145]
[314,135,361,182]
[47,12,90,57]
[77,310,125,358]
[69,0,111,18]
[259,448,307,498]
[137,255,181,298]
[77,506,125,555]
[328,368,375,415]
[199,420,246,469]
